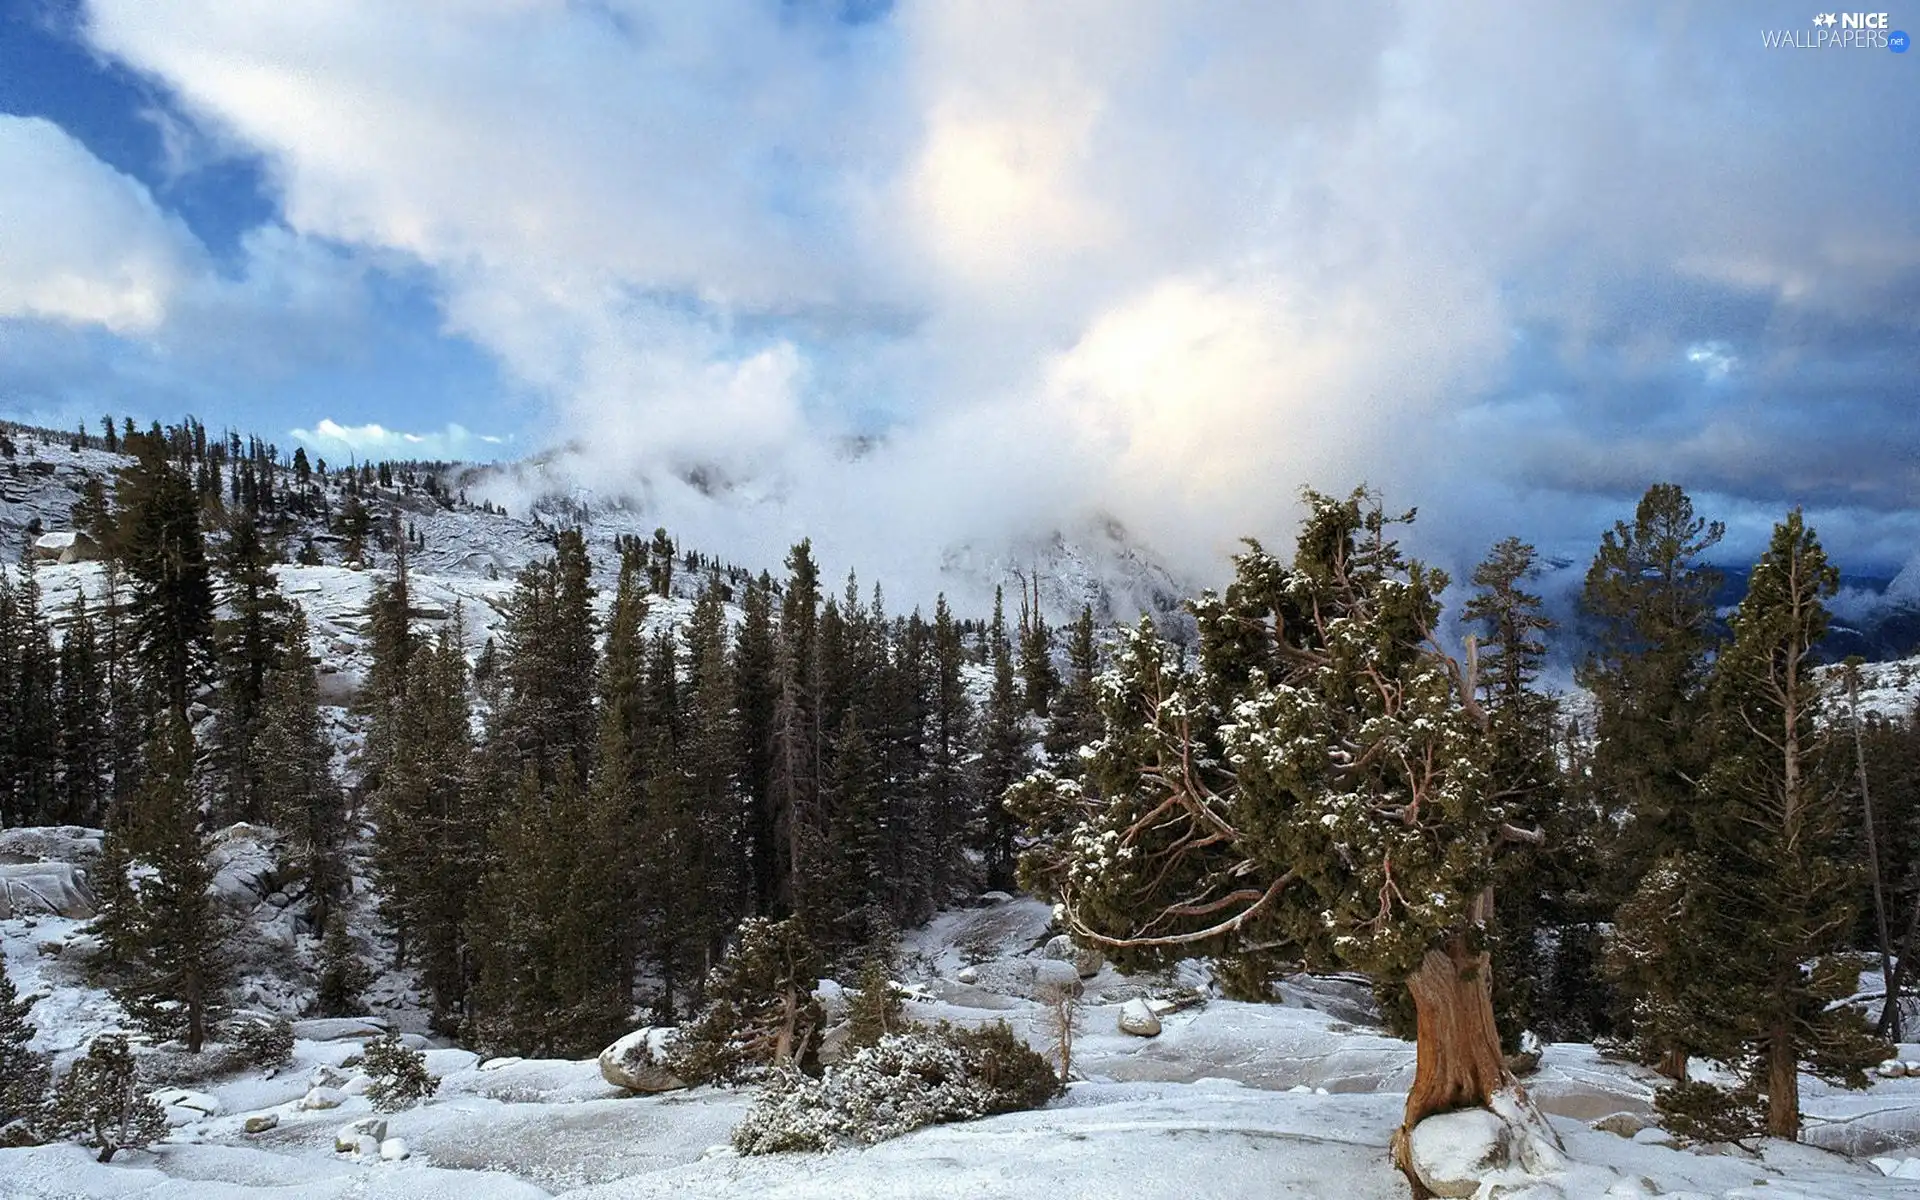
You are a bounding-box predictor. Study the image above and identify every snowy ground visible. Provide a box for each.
[13,895,1920,1198]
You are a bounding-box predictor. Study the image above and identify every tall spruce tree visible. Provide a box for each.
[253,605,347,924]
[735,571,780,914]
[1043,605,1102,777]
[1673,511,1887,1139]
[923,595,976,903]
[212,511,294,823]
[770,540,822,916]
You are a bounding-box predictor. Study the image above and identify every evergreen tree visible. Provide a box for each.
[978,587,1027,891]
[1673,511,1887,1139]
[1043,605,1102,776]
[315,910,373,1018]
[253,606,347,923]
[923,596,978,904]
[1010,489,1546,1187]
[494,530,597,781]
[1016,576,1059,718]
[56,593,109,825]
[683,580,747,972]
[357,559,416,796]
[103,713,228,1053]
[116,432,214,716]
[592,557,650,1006]
[736,572,780,914]
[0,956,48,1137]
[0,563,59,825]
[370,622,480,1028]
[770,541,822,915]
[212,511,294,823]
[50,1035,166,1162]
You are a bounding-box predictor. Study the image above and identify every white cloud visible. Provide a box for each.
[290,418,508,462]
[69,0,1920,591]
[0,115,199,332]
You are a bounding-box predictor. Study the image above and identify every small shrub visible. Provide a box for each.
[1654,1079,1765,1145]
[671,917,824,1085]
[361,1034,439,1112]
[844,952,905,1051]
[50,1034,169,1162]
[229,1018,294,1069]
[732,1021,1061,1155]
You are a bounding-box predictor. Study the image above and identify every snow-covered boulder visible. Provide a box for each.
[335,1116,387,1152]
[301,1086,347,1111]
[1879,1059,1908,1079]
[293,1017,389,1042]
[1409,1108,1512,1198]
[149,1088,222,1126]
[1118,999,1163,1038]
[379,1137,410,1161]
[599,1026,688,1093]
[956,966,979,985]
[243,1114,278,1134]
[1042,934,1105,979]
[0,862,97,918]
[1591,1111,1652,1138]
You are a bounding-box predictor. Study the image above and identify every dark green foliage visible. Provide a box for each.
[735,571,781,914]
[56,593,109,825]
[978,587,1028,892]
[116,431,214,715]
[102,713,229,1054]
[671,917,824,1085]
[0,957,48,1137]
[769,541,822,918]
[494,529,598,782]
[1012,489,1500,985]
[252,605,347,923]
[361,1033,439,1112]
[1043,605,1101,776]
[50,1034,168,1162]
[0,562,59,825]
[315,911,374,1018]
[228,1017,294,1069]
[211,511,295,823]
[1654,1078,1765,1146]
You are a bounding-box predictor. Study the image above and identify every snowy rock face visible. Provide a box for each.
[1409,1108,1513,1198]
[0,862,97,919]
[1118,999,1163,1038]
[0,826,102,864]
[599,1027,689,1093]
[150,1088,223,1126]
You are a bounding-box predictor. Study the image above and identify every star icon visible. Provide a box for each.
[1813,12,1837,26]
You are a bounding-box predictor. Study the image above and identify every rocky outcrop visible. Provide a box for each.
[0,862,97,919]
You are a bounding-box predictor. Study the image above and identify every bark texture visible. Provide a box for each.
[1390,937,1517,1196]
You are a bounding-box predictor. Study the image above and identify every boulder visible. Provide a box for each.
[337,1133,379,1157]
[1118,998,1163,1037]
[978,890,1013,905]
[300,1087,346,1111]
[956,967,979,985]
[1878,1059,1908,1079]
[149,1088,222,1126]
[335,1116,387,1152]
[379,1137,410,1161]
[1591,1112,1652,1139]
[0,862,98,919]
[1630,1126,1676,1147]
[0,826,102,864]
[293,1017,390,1043]
[244,1114,279,1134]
[599,1027,688,1093]
[1044,934,1105,979]
[1409,1108,1512,1199]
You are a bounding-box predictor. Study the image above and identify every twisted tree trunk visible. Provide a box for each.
[1390,934,1517,1196]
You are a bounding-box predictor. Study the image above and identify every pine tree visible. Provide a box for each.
[315,910,373,1018]
[370,623,480,1027]
[1010,489,1548,1188]
[978,587,1027,891]
[1016,575,1059,718]
[116,431,214,716]
[592,557,650,1007]
[103,713,228,1053]
[735,572,780,914]
[0,956,48,1138]
[0,562,59,825]
[683,580,746,975]
[1043,605,1101,776]
[923,596,978,904]
[1674,511,1888,1139]
[56,593,109,825]
[253,605,347,923]
[212,511,294,823]
[494,531,597,781]
[50,1034,166,1162]
[770,541,822,916]
[1582,483,1724,1076]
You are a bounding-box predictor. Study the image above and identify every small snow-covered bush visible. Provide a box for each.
[50,1035,169,1162]
[732,1022,1061,1155]
[229,1018,294,1069]
[671,917,824,1085]
[1654,1079,1764,1145]
[361,1034,439,1112]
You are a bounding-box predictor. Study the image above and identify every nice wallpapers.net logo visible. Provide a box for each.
[1762,11,1910,49]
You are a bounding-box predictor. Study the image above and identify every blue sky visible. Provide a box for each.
[1,0,1915,590]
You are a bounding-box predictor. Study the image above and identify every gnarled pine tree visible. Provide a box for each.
[1010,489,1550,1191]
